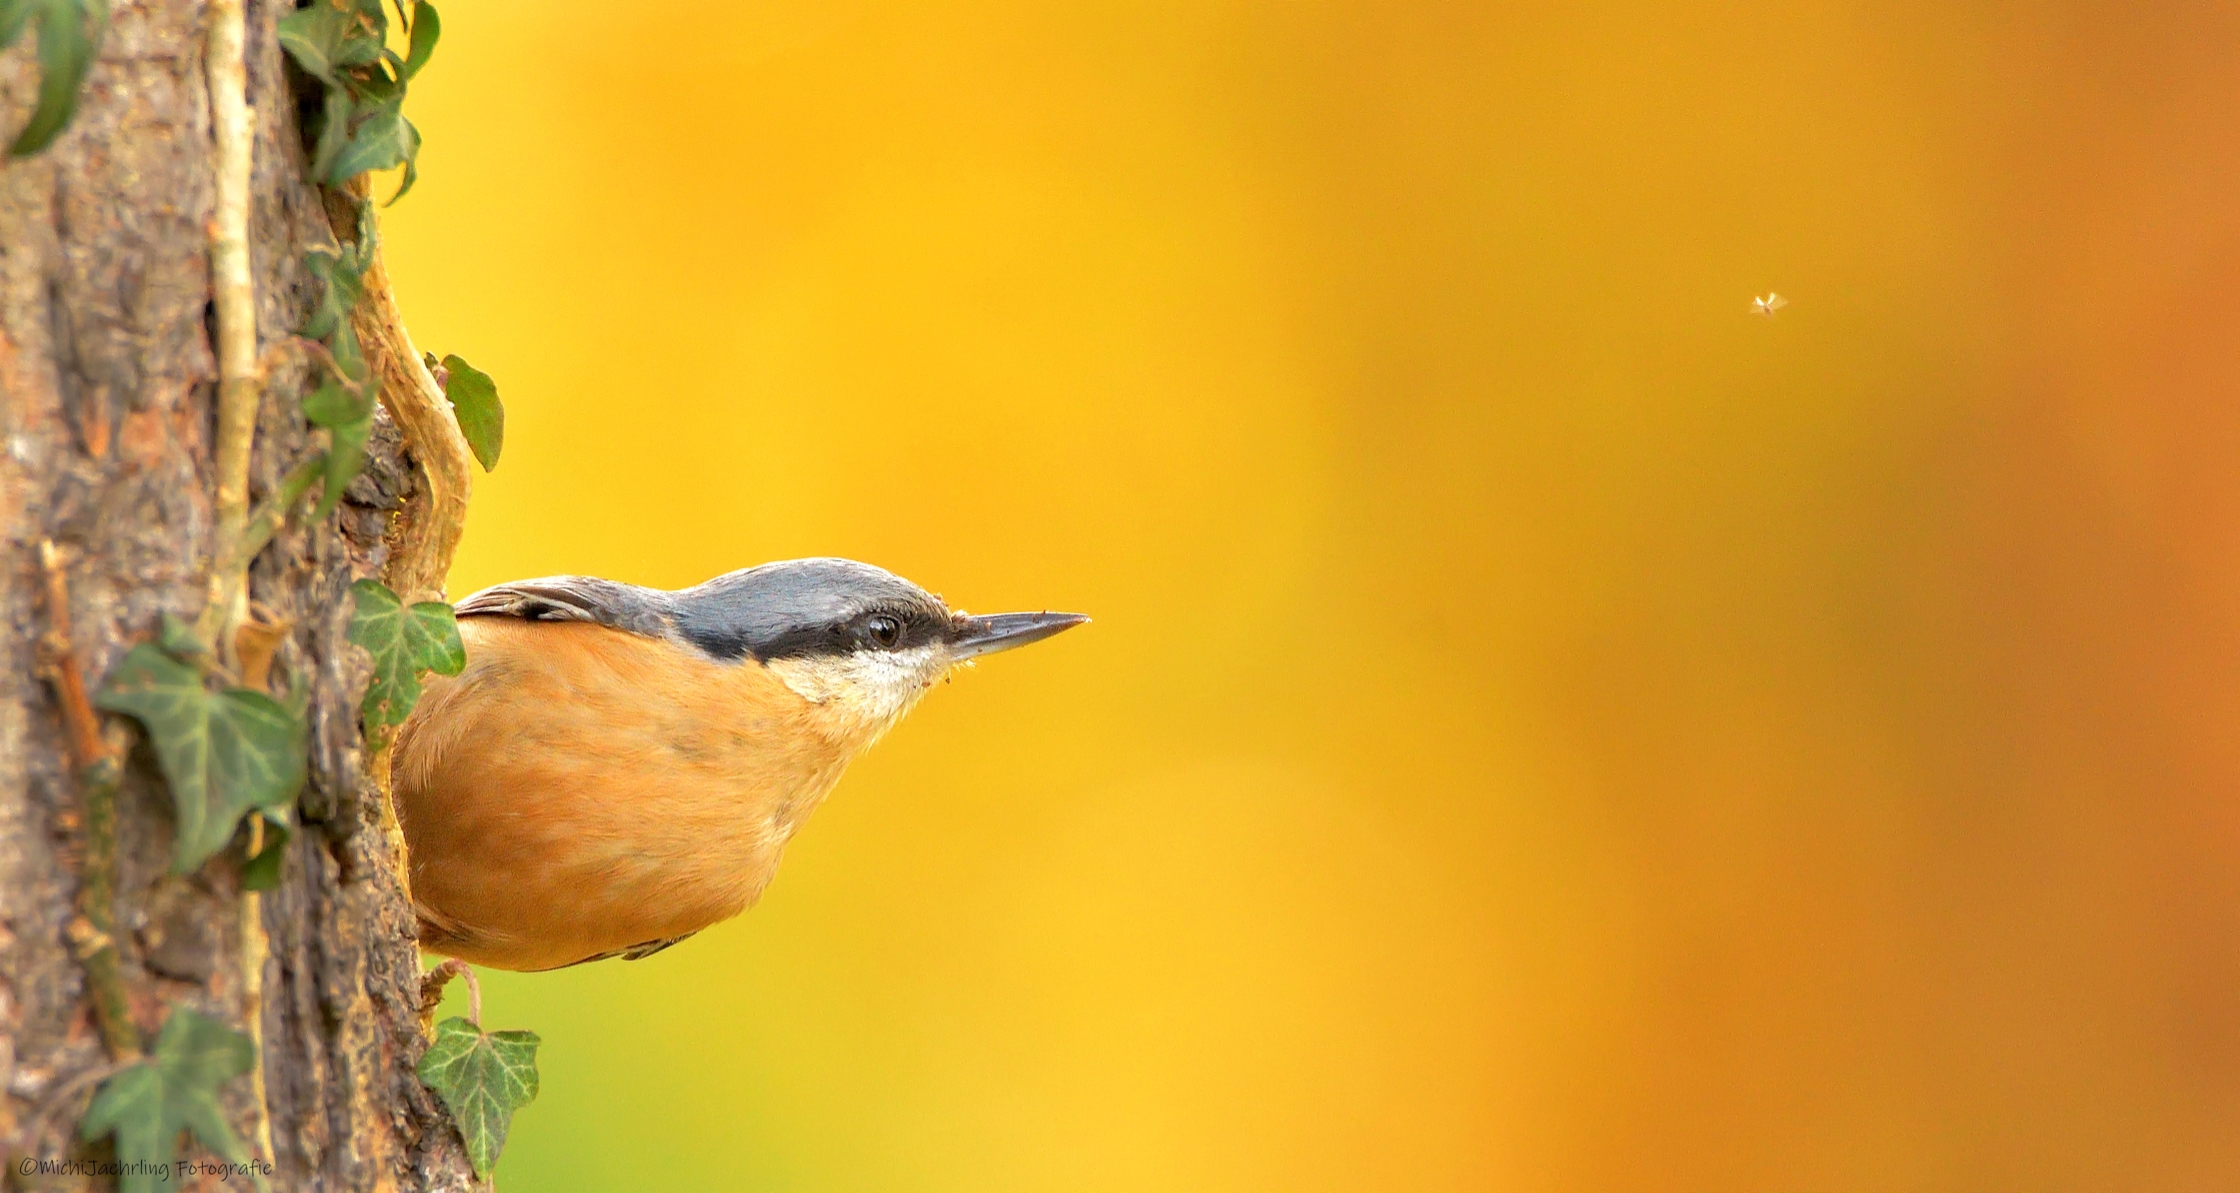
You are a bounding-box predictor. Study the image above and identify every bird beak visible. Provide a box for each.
[947,611,1090,660]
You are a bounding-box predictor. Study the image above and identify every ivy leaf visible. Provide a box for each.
[156,612,210,662]
[401,0,439,79]
[275,0,356,83]
[348,579,465,737]
[391,136,421,203]
[316,408,375,520]
[349,55,402,106]
[284,0,426,202]
[440,354,502,470]
[335,24,386,75]
[81,1009,255,1193]
[301,376,372,430]
[309,86,354,186]
[94,643,307,874]
[7,0,107,158]
[326,102,420,200]
[302,233,377,517]
[418,1017,540,1179]
[301,245,369,343]
[301,324,376,518]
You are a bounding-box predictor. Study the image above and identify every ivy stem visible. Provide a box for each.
[204,0,277,1170]
[240,889,273,1165]
[198,0,261,653]
[419,959,483,1028]
[220,452,327,578]
[37,542,141,1063]
[291,334,369,395]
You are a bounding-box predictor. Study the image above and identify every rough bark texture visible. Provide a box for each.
[0,3,474,1188]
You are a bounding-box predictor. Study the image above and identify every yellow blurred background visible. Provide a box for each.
[385,2,2240,1189]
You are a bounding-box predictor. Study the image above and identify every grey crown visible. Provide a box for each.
[452,558,952,663]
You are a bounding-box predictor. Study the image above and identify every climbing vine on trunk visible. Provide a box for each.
[2,0,524,1187]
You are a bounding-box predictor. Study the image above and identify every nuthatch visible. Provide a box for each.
[392,558,1086,972]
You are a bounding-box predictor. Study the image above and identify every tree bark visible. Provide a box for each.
[0,2,475,1188]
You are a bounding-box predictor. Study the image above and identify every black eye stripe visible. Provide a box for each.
[677,595,947,661]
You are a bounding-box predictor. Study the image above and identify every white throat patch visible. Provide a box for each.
[764,643,952,749]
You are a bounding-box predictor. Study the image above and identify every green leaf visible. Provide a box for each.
[313,408,374,520]
[347,55,402,106]
[389,123,421,203]
[300,324,375,518]
[348,579,465,736]
[309,86,354,185]
[334,32,385,74]
[326,102,418,190]
[299,325,372,427]
[301,238,377,517]
[418,1017,540,1179]
[402,0,438,79]
[301,245,369,343]
[81,1009,255,1193]
[300,320,369,427]
[156,612,210,661]
[285,0,421,197]
[276,0,356,83]
[94,644,307,873]
[300,373,372,430]
[8,0,107,158]
[0,0,38,49]
[440,354,502,470]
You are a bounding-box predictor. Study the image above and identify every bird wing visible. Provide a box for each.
[542,932,698,970]
[451,575,678,640]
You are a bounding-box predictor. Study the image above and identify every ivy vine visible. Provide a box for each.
[277,0,436,201]
[57,0,538,1181]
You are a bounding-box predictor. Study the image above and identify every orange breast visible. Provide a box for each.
[392,619,851,971]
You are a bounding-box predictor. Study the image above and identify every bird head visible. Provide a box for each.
[671,558,1087,750]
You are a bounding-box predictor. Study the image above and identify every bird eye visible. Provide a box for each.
[864,614,903,649]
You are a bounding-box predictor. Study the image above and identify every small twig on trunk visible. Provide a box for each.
[37,542,141,1064]
[418,959,483,1029]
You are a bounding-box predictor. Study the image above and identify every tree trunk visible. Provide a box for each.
[0,2,475,1188]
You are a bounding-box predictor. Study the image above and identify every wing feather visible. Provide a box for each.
[541,932,698,970]
[451,575,678,641]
